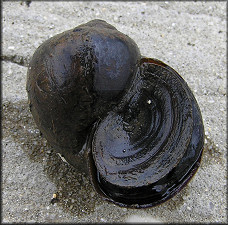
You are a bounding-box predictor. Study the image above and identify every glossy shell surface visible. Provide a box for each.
[26,20,140,156]
[90,58,204,208]
[26,20,204,208]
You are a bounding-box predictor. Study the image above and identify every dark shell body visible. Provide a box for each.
[26,20,204,208]
[27,20,140,157]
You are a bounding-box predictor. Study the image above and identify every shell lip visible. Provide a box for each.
[88,143,203,209]
[87,142,203,209]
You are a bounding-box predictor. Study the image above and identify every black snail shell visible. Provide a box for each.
[26,20,204,208]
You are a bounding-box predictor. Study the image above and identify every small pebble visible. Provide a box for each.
[53,193,57,199]
[8,46,15,50]
[114,16,118,22]
[209,202,214,210]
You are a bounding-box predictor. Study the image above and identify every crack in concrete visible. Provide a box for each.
[1,55,29,67]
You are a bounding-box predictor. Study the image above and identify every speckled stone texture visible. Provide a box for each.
[2,1,227,223]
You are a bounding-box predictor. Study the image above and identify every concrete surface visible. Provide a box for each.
[2,1,227,223]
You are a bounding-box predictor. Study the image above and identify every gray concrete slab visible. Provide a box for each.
[2,1,227,223]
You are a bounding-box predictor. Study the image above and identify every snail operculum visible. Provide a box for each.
[90,58,204,208]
